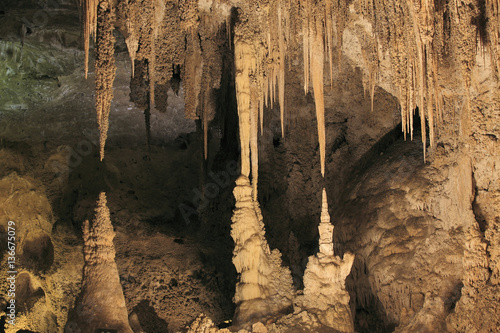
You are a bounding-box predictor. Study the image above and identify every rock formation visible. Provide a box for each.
[446,223,500,332]
[65,192,133,333]
[230,175,294,329]
[294,189,355,332]
[1,0,500,331]
[94,0,116,161]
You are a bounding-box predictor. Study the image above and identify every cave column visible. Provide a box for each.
[230,20,294,329]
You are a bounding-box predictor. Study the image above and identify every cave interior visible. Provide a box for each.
[0,0,499,332]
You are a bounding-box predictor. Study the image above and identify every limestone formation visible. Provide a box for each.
[94,0,116,161]
[82,0,98,79]
[295,188,355,332]
[186,314,231,333]
[230,175,294,329]
[445,223,500,332]
[65,192,133,333]
[2,0,500,331]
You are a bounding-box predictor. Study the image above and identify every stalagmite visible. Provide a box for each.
[318,188,334,256]
[295,188,355,332]
[230,176,294,329]
[65,193,133,333]
[94,0,116,161]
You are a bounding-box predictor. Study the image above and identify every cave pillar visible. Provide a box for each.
[230,23,294,329]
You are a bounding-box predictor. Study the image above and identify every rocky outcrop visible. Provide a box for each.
[65,192,133,333]
[445,223,500,332]
[230,175,294,328]
[333,140,471,332]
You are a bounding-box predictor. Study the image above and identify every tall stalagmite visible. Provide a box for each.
[296,188,355,332]
[65,192,133,333]
[230,176,294,329]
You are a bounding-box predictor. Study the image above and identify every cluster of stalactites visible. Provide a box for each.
[232,0,346,198]
[253,0,349,179]
[356,0,493,160]
[84,0,500,171]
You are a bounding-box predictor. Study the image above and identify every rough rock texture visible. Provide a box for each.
[0,147,84,333]
[1,0,500,331]
[333,139,473,332]
[295,189,355,332]
[230,175,294,329]
[65,192,133,333]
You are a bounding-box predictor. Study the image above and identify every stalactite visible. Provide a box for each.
[148,0,166,108]
[234,36,254,178]
[325,0,334,87]
[250,86,259,201]
[94,0,116,161]
[121,0,139,78]
[302,0,310,94]
[278,5,286,137]
[149,35,156,107]
[310,13,326,177]
[145,90,152,159]
[125,21,138,78]
[486,0,500,78]
[183,32,204,120]
[83,0,98,79]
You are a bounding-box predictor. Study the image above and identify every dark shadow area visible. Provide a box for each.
[133,300,169,332]
[16,272,45,314]
[21,232,54,273]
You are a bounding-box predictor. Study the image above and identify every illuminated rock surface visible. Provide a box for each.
[0,0,499,332]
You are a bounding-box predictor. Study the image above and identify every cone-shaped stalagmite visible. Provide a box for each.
[298,188,355,332]
[65,193,133,333]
